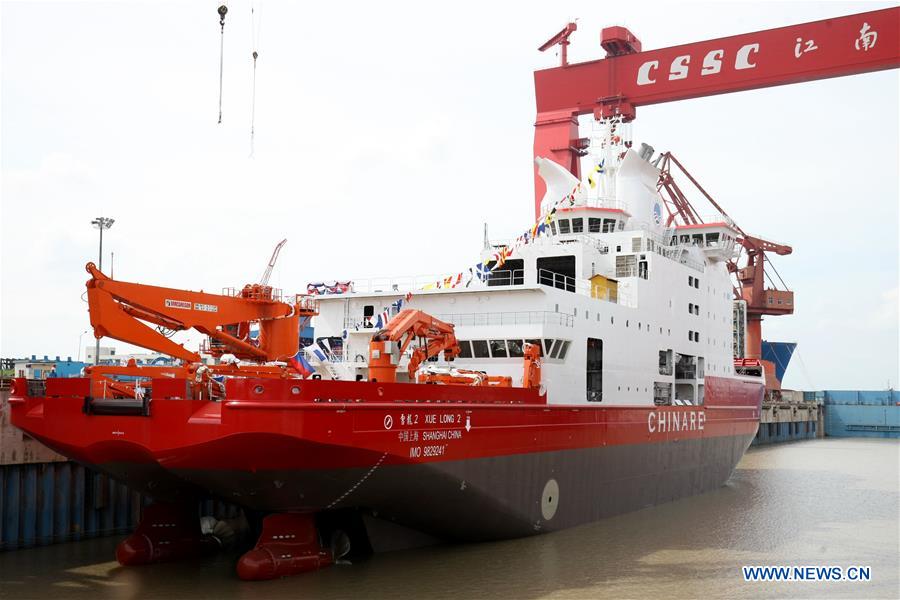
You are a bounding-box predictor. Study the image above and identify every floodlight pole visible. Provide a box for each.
[91,217,115,365]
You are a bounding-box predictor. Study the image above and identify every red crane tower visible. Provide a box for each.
[533,7,900,378]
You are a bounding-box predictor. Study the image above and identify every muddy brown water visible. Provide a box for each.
[1,438,897,599]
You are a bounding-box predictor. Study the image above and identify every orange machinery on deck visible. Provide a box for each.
[83,261,318,399]
[368,309,542,389]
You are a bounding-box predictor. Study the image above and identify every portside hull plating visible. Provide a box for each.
[9,375,761,540]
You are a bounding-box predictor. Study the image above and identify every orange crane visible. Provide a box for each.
[368,309,461,383]
[86,261,316,363]
[368,309,542,389]
[83,261,318,399]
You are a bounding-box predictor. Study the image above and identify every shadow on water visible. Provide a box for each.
[1,439,897,600]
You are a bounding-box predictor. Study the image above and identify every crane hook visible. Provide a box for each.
[217,4,228,124]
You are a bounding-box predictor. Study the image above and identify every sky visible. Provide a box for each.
[1,1,897,390]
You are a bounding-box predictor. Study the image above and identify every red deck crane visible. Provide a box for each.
[532,7,900,378]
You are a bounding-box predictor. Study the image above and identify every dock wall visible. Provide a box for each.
[823,390,900,438]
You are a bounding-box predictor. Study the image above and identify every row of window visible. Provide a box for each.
[553,217,622,235]
[688,330,701,342]
[688,302,700,315]
[687,275,701,288]
[457,338,571,360]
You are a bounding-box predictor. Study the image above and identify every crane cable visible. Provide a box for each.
[217,4,228,124]
[249,1,261,156]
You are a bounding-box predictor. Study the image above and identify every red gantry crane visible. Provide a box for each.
[534,7,900,211]
[533,7,900,374]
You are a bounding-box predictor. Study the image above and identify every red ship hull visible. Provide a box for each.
[9,375,761,540]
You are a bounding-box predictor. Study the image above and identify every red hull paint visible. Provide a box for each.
[9,375,761,486]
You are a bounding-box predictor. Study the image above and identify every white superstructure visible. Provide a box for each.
[306,142,749,408]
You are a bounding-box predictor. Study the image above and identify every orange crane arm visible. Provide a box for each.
[368,309,460,382]
[85,262,310,363]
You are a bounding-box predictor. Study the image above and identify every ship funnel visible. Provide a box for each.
[535,156,581,215]
[617,149,665,235]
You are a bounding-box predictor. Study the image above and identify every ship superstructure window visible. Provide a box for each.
[489,340,508,358]
[558,219,571,234]
[547,339,559,357]
[675,353,696,379]
[603,219,617,233]
[586,338,603,402]
[549,340,570,359]
[589,218,602,233]
[456,339,563,360]
[472,340,490,358]
[654,382,672,405]
[572,218,584,233]
[537,255,576,292]
[659,349,673,375]
[638,259,648,280]
[616,255,637,278]
[485,258,524,287]
[550,221,557,235]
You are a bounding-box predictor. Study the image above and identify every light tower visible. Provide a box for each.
[91,216,115,365]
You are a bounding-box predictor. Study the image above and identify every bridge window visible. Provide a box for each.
[457,341,472,359]
[589,218,602,233]
[550,221,557,235]
[558,219,571,234]
[571,218,584,233]
[586,338,602,402]
[603,219,617,233]
[507,339,525,358]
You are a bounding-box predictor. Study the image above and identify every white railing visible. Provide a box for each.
[693,213,736,227]
[488,233,609,254]
[434,311,575,328]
